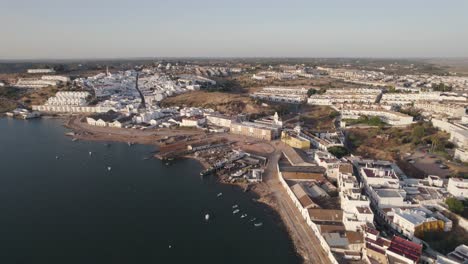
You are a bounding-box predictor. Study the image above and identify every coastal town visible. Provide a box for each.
[1,59,468,264]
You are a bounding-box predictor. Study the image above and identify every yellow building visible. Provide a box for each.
[281,131,310,150]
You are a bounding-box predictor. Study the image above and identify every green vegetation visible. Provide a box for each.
[412,124,425,144]
[328,146,350,159]
[446,197,464,214]
[343,116,386,127]
[307,88,326,97]
[424,227,468,254]
[307,88,317,96]
[399,107,422,119]
[432,82,453,92]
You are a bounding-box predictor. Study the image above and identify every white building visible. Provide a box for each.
[27,68,55,74]
[15,78,59,89]
[432,119,468,149]
[180,116,206,127]
[206,114,233,128]
[41,75,70,83]
[414,101,466,118]
[340,107,414,126]
[447,178,468,199]
[392,207,450,240]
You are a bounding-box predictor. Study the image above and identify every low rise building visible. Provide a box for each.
[447,178,468,199]
[205,114,233,128]
[391,207,450,240]
[281,129,310,150]
[230,121,280,141]
[180,116,206,127]
[27,68,55,74]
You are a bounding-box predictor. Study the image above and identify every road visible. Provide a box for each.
[263,141,332,264]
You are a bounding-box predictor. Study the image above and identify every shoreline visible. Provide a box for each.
[62,116,306,263]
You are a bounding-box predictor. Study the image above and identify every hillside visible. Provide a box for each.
[160,91,270,115]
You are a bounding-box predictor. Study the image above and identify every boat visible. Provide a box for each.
[89,152,92,156]
[55,156,59,159]
[217,192,223,197]
[254,222,263,227]
[233,209,240,214]
[240,214,247,219]
[249,217,256,222]
[205,214,210,221]
[72,138,78,142]
[107,166,112,171]
[232,204,238,209]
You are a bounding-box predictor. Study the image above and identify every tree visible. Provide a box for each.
[328,146,350,159]
[412,125,425,143]
[446,197,464,214]
[431,135,442,152]
[307,88,317,97]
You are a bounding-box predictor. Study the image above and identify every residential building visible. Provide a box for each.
[27,68,55,74]
[447,178,468,199]
[180,116,206,127]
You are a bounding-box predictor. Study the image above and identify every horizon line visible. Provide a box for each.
[1,56,468,63]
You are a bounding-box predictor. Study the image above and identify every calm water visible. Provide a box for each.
[0,118,300,264]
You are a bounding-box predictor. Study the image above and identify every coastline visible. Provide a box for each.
[62,116,306,263]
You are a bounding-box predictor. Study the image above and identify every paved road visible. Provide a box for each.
[263,141,332,264]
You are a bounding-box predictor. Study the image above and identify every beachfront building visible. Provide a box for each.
[447,178,468,199]
[32,91,112,113]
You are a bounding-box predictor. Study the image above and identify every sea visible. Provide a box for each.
[0,117,301,264]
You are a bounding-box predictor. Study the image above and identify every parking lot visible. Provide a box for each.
[405,147,451,177]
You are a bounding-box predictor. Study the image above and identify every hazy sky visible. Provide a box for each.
[1,0,468,59]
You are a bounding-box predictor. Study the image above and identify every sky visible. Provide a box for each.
[1,0,468,59]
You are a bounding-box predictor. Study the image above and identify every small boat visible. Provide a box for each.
[165,162,170,166]
[107,166,112,171]
[89,152,92,156]
[217,193,223,197]
[240,214,247,219]
[205,214,210,221]
[168,245,172,249]
[72,138,78,142]
[232,204,238,209]
[254,222,263,227]
[233,209,240,214]
[249,217,256,222]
